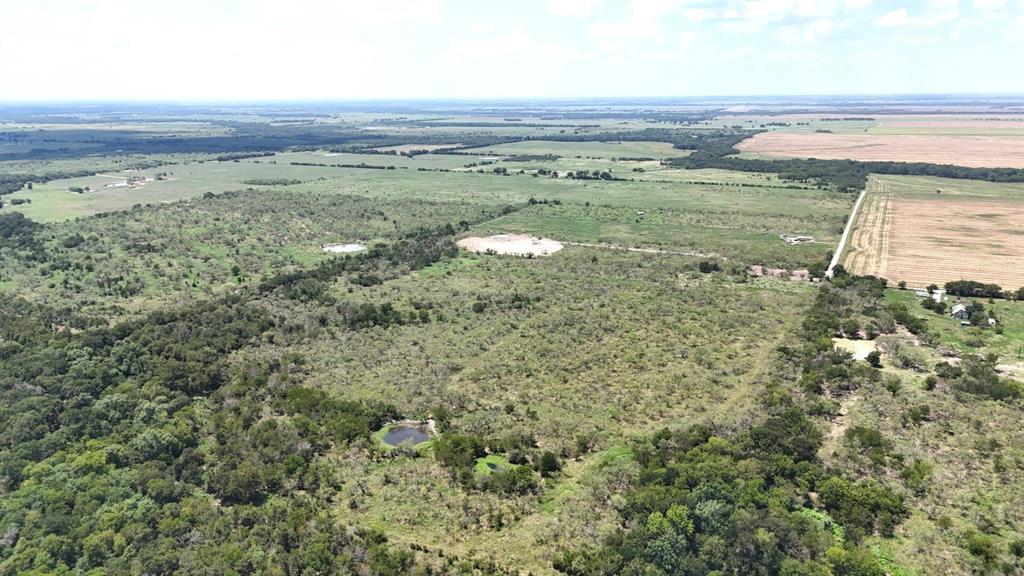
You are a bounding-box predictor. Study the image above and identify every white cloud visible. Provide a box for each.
[720,0,838,33]
[629,0,686,22]
[874,0,959,28]
[803,19,835,42]
[679,30,696,51]
[845,0,873,11]
[588,0,684,40]
[973,0,1006,9]
[589,20,654,39]
[546,0,599,18]
[684,7,716,22]
[874,7,909,26]
[795,0,831,18]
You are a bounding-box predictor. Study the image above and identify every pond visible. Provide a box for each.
[383,424,432,447]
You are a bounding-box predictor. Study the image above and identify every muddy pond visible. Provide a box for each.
[383,423,432,446]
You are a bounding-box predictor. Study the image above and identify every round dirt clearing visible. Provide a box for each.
[322,243,366,254]
[457,234,563,256]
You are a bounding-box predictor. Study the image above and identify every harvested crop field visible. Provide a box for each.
[843,175,1024,288]
[875,116,1024,131]
[457,234,563,256]
[736,132,1024,168]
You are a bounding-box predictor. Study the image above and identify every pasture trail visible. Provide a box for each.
[827,185,868,278]
[566,241,725,260]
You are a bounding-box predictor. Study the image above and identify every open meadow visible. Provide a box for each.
[456,139,695,159]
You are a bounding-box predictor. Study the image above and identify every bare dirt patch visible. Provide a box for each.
[737,132,1024,169]
[832,338,877,361]
[457,234,563,256]
[844,179,1024,288]
[322,243,366,254]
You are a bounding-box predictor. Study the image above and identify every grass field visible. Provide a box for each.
[282,250,815,573]
[3,149,853,273]
[456,140,695,159]
[843,175,1024,288]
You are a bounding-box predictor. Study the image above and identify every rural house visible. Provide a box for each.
[951,304,969,320]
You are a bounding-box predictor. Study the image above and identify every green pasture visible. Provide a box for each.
[457,139,695,159]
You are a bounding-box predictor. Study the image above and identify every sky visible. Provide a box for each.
[1,0,1023,101]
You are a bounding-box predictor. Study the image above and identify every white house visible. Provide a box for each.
[951,304,969,320]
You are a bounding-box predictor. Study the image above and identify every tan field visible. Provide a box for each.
[844,176,1024,288]
[876,117,1024,130]
[737,132,1024,169]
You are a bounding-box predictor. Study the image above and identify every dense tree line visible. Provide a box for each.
[0,212,45,260]
[240,177,302,186]
[0,292,423,574]
[258,222,463,295]
[1,170,98,195]
[555,402,904,575]
[944,279,1010,299]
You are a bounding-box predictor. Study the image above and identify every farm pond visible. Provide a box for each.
[380,421,434,447]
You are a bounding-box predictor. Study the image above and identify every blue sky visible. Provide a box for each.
[2,0,1022,101]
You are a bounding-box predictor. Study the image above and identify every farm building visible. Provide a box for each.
[914,289,944,303]
[780,234,815,245]
[951,304,969,320]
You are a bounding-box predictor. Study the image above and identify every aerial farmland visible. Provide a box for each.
[2,1,1024,575]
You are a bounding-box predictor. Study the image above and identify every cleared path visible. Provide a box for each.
[566,241,724,260]
[827,186,868,278]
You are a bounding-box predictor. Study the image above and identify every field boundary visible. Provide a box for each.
[566,241,724,259]
[827,187,868,278]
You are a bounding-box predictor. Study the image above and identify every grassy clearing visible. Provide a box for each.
[457,140,695,159]
[474,454,515,476]
[885,289,1024,364]
[291,249,812,448]
[460,183,849,267]
[875,173,1024,200]
[266,150,472,170]
[2,158,360,222]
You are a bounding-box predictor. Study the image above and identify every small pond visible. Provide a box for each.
[383,424,432,447]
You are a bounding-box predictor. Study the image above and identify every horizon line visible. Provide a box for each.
[1,92,1023,107]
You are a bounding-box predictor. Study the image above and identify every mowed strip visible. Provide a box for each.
[844,175,1024,288]
[737,132,1024,169]
[842,178,892,278]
